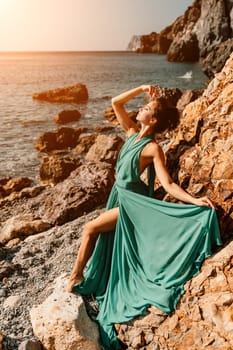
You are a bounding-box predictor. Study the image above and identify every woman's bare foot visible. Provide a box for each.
[66,274,84,293]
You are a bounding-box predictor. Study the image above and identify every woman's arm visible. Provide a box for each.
[152,144,215,208]
[112,85,157,135]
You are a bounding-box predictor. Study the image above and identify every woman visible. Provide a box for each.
[67,85,221,350]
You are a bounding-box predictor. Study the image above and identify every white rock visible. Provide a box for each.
[30,274,101,350]
[3,295,21,308]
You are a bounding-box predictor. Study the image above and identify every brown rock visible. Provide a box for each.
[40,155,81,185]
[35,127,87,153]
[176,89,203,111]
[39,162,115,225]
[75,134,97,155]
[0,214,51,243]
[0,177,32,198]
[85,134,124,166]
[54,109,81,124]
[32,83,88,103]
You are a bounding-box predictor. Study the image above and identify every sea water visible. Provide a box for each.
[0,51,207,180]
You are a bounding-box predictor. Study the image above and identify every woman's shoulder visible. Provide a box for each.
[144,140,163,156]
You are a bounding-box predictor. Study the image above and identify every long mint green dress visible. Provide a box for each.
[74,133,222,350]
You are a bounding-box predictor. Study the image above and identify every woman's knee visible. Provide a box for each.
[83,220,99,239]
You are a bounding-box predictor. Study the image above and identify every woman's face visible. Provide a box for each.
[136,100,158,124]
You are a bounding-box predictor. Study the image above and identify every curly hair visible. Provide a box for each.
[152,97,180,133]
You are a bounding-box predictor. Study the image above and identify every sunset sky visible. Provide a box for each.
[0,0,192,51]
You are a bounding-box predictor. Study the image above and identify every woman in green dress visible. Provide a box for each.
[67,85,221,349]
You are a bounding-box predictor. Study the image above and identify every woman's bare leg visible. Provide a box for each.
[67,207,119,292]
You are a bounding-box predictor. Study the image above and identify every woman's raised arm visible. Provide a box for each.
[112,85,157,136]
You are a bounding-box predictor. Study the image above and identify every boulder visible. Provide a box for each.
[39,162,115,225]
[0,214,51,243]
[54,109,81,124]
[85,134,124,166]
[32,84,88,103]
[30,275,101,350]
[35,127,87,153]
[40,155,81,185]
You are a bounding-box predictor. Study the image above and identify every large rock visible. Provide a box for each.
[167,31,199,62]
[35,127,87,153]
[32,84,88,103]
[40,155,81,185]
[167,52,233,234]
[0,214,51,243]
[200,38,233,78]
[127,32,172,54]
[118,241,233,349]
[39,162,115,225]
[85,134,124,166]
[196,0,232,58]
[30,275,101,350]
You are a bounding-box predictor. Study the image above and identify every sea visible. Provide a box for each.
[0,51,208,182]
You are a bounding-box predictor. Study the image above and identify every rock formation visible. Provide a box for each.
[39,162,115,225]
[166,52,233,235]
[35,127,87,153]
[32,83,88,103]
[127,0,233,76]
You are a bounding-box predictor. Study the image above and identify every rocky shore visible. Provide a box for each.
[0,53,232,350]
[127,0,233,78]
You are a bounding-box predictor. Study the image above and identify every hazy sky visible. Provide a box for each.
[0,0,193,51]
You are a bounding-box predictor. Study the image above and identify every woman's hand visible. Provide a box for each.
[192,196,215,209]
[141,84,161,98]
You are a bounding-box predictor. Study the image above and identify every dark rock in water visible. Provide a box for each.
[32,83,88,103]
[40,155,81,185]
[200,38,233,78]
[35,127,87,153]
[54,109,81,124]
[39,162,115,225]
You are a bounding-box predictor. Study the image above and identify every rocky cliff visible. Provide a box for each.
[127,0,233,77]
